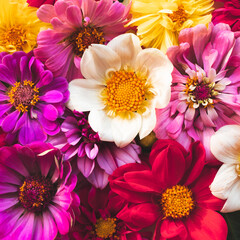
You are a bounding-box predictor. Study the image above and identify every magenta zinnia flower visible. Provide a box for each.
[0,51,69,145]
[34,0,131,81]
[109,140,227,240]
[154,23,240,161]
[0,142,79,239]
[212,0,240,31]
[49,110,141,189]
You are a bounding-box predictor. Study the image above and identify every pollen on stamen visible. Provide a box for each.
[94,217,117,239]
[160,185,195,219]
[8,80,40,112]
[68,26,105,57]
[101,70,153,118]
[168,6,187,26]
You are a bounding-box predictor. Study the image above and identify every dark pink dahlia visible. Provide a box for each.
[0,51,69,145]
[49,110,141,189]
[212,0,240,31]
[34,0,131,81]
[154,23,240,162]
[72,186,152,240]
[0,142,79,240]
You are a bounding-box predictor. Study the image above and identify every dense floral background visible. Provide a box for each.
[0,0,239,239]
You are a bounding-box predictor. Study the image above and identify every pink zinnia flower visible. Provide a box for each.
[212,0,240,31]
[34,0,131,81]
[154,23,240,162]
[0,51,69,145]
[109,140,227,240]
[49,110,141,189]
[0,142,79,239]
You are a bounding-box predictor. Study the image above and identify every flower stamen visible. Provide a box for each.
[8,80,39,112]
[95,217,117,239]
[168,6,187,26]
[160,185,195,219]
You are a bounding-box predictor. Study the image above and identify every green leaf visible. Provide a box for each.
[222,211,240,240]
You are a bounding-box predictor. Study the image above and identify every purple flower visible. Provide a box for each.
[0,142,79,239]
[0,51,69,145]
[154,23,240,162]
[49,110,141,189]
[34,0,131,81]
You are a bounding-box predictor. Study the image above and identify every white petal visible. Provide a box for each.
[112,114,142,148]
[135,48,173,74]
[67,79,105,112]
[210,125,240,164]
[139,108,156,139]
[81,44,121,82]
[88,110,114,142]
[107,33,142,67]
[221,181,240,213]
[210,164,238,200]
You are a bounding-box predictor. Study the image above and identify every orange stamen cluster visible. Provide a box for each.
[95,217,117,239]
[1,25,26,51]
[69,26,105,57]
[168,6,187,26]
[104,70,147,115]
[160,185,195,219]
[18,176,55,212]
[184,77,218,108]
[8,80,39,112]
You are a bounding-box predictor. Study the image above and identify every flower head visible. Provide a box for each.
[210,125,240,213]
[0,142,79,239]
[128,0,213,52]
[0,0,50,53]
[0,51,69,145]
[34,0,131,81]
[154,23,240,161]
[212,0,240,32]
[67,33,173,147]
[109,140,227,240]
[49,109,141,189]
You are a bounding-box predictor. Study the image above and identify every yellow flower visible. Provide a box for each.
[0,0,50,53]
[129,0,214,52]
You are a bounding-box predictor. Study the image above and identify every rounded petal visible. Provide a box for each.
[111,114,142,147]
[81,44,121,82]
[107,33,142,67]
[139,108,156,139]
[210,125,240,164]
[67,79,105,112]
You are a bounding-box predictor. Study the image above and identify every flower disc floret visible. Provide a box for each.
[168,6,188,27]
[18,176,56,212]
[95,217,117,238]
[102,70,150,115]
[160,185,195,219]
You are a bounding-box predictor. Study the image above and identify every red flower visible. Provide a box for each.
[27,0,56,8]
[212,0,240,31]
[109,140,228,240]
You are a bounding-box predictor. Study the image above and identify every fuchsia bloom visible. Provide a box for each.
[34,0,131,81]
[49,110,141,189]
[0,142,79,240]
[154,23,240,161]
[109,140,227,240]
[0,51,69,145]
[73,186,151,240]
[212,0,240,31]
[27,0,57,8]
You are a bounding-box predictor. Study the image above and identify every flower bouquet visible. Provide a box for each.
[0,0,239,239]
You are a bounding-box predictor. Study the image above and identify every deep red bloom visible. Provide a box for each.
[109,140,228,240]
[212,0,240,31]
[27,0,56,8]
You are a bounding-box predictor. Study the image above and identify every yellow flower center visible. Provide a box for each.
[160,185,195,219]
[68,26,105,57]
[168,6,187,26]
[102,70,153,118]
[95,217,117,239]
[1,25,27,51]
[8,80,39,112]
[184,77,218,108]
